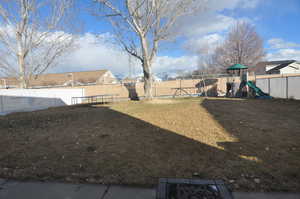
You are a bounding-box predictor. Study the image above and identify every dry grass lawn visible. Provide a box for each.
[0,97,299,192]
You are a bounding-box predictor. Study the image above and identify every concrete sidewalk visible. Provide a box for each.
[0,178,299,199]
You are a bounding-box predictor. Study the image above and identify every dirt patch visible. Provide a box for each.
[0,98,299,192]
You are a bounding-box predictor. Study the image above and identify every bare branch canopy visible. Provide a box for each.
[0,0,76,88]
[94,0,207,99]
[210,21,265,71]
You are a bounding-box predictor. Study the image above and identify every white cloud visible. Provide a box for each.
[174,0,261,37]
[268,38,300,49]
[184,33,223,54]
[173,0,260,65]
[54,33,130,76]
[153,55,198,74]
[266,38,300,61]
[54,33,198,77]
[267,49,300,61]
[175,13,236,38]
[176,13,235,65]
[53,0,262,76]
[203,0,261,12]
[0,24,74,77]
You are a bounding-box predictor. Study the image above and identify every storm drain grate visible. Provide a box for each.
[156,178,233,199]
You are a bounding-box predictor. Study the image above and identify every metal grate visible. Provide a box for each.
[157,178,233,199]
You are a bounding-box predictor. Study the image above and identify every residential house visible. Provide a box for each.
[122,75,162,84]
[249,60,300,75]
[0,69,118,88]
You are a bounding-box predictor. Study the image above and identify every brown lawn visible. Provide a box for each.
[0,97,299,192]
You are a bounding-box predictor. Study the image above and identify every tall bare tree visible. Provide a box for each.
[0,0,75,88]
[95,0,206,99]
[211,21,265,71]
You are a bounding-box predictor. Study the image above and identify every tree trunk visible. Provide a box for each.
[18,54,28,88]
[16,28,28,89]
[142,60,153,99]
[19,77,27,89]
[140,36,153,99]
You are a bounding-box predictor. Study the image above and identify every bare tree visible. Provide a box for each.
[94,0,206,99]
[211,21,265,71]
[0,0,75,88]
[197,44,217,74]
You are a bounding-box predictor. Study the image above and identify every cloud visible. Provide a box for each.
[266,49,300,61]
[203,0,261,12]
[174,0,260,66]
[266,38,300,61]
[268,38,300,49]
[0,24,74,77]
[54,33,198,77]
[54,0,262,76]
[153,55,198,74]
[184,33,223,54]
[174,0,261,37]
[54,33,130,76]
[176,13,235,66]
[175,13,236,38]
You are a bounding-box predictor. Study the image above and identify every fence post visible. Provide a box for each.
[0,95,3,113]
[180,79,182,96]
[286,77,289,99]
[268,78,271,95]
[155,82,157,97]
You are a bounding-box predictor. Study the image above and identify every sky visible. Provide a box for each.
[54,0,300,77]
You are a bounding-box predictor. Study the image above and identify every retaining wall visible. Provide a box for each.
[0,88,84,115]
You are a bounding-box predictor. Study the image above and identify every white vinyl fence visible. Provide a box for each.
[256,76,300,99]
[0,88,84,115]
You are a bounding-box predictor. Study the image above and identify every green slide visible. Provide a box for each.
[246,81,270,97]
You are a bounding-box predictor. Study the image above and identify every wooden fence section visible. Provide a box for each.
[65,73,300,100]
[72,79,221,99]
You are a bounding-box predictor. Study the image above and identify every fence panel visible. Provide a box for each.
[80,79,212,98]
[256,79,269,94]
[287,76,300,99]
[269,78,287,98]
[0,88,84,115]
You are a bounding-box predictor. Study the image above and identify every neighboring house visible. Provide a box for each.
[249,60,300,75]
[122,77,138,84]
[122,75,162,84]
[0,69,118,88]
[135,75,162,82]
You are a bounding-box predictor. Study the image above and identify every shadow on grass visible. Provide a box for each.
[0,104,252,190]
[201,98,300,191]
[1,99,299,191]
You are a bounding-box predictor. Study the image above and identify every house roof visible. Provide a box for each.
[31,70,109,86]
[266,60,296,73]
[1,69,110,87]
[249,60,297,75]
[265,60,296,66]
[227,64,248,70]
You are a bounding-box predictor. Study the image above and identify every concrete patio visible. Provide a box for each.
[0,179,299,199]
